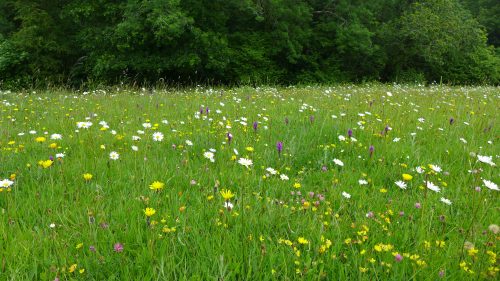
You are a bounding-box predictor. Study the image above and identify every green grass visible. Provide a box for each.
[0,85,498,280]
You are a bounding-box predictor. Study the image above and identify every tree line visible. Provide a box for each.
[0,0,499,88]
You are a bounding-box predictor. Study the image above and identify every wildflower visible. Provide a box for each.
[297,237,309,245]
[149,181,165,191]
[276,142,283,157]
[369,145,374,157]
[395,181,407,189]
[224,201,234,211]
[467,247,479,256]
[76,243,83,249]
[440,197,452,205]
[266,167,277,175]
[203,151,215,162]
[415,202,422,209]
[483,179,498,191]
[227,133,233,144]
[237,158,253,168]
[50,133,62,140]
[220,189,235,201]
[83,173,93,181]
[426,181,441,192]
[131,145,138,151]
[342,191,351,199]
[0,179,14,189]
[246,147,254,152]
[144,208,156,217]
[348,129,353,138]
[293,183,301,189]
[69,264,77,273]
[109,151,119,160]
[77,121,92,129]
[429,164,442,173]
[477,155,495,166]
[39,159,53,168]
[253,121,258,132]
[436,240,445,248]
[394,253,403,262]
[114,243,124,253]
[152,132,164,142]
[449,118,454,125]
[280,174,289,181]
[333,158,344,167]
[488,224,499,234]
[55,153,65,159]
[35,136,46,143]
[402,174,413,181]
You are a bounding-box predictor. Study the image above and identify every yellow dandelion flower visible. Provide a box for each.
[402,174,413,181]
[35,136,46,143]
[246,147,254,152]
[83,173,93,181]
[220,189,235,200]
[293,182,301,188]
[149,181,165,191]
[297,237,309,245]
[40,160,53,169]
[144,207,156,217]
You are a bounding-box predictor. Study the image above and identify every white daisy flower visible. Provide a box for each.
[333,159,344,167]
[50,134,62,140]
[266,167,278,175]
[440,197,452,205]
[237,158,253,168]
[395,181,407,189]
[224,201,234,211]
[477,155,496,166]
[109,151,120,160]
[483,179,499,191]
[426,181,441,192]
[429,164,442,173]
[0,179,14,188]
[342,191,351,199]
[152,132,164,142]
[280,174,289,181]
[203,152,215,162]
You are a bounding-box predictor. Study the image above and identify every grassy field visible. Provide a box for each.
[0,85,498,280]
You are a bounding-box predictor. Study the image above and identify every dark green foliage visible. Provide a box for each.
[0,0,498,88]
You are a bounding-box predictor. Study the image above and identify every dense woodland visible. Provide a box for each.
[0,0,499,88]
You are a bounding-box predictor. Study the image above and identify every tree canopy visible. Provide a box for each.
[0,0,498,88]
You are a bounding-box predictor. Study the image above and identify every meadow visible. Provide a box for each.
[0,85,498,280]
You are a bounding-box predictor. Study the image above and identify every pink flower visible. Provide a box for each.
[395,254,403,262]
[114,243,124,253]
